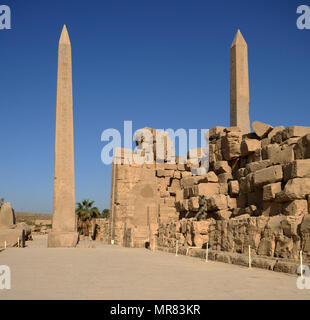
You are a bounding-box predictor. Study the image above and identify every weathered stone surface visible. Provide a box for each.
[195,183,220,197]
[268,146,294,165]
[294,134,310,159]
[241,139,261,156]
[180,176,195,188]
[262,201,282,217]
[263,183,282,201]
[253,165,283,187]
[188,197,199,212]
[222,131,243,161]
[284,126,310,139]
[214,161,231,174]
[252,121,273,139]
[268,126,285,140]
[276,178,310,201]
[209,126,225,140]
[48,26,78,248]
[207,194,228,211]
[228,180,239,196]
[211,210,232,220]
[282,200,308,216]
[300,214,310,255]
[0,202,15,227]
[245,160,270,173]
[0,228,24,248]
[194,171,218,184]
[218,173,233,184]
[283,159,310,182]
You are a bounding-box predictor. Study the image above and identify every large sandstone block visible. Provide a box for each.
[180,176,195,188]
[268,126,285,140]
[221,131,242,161]
[252,121,273,139]
[241,139,261,156]
[276,178,310,201]
[283,160,310,182]
[207,194,228,211]
[194,171,218,184]
[294,134,310,159]
[217,173,233,184]
[283,126,310,139]
[253,165,283,187]
[0,202,15,227]
[192,221,213,240]
[188,197,199,212]
[209,126,226,140]
[227,196,237,209]
[281,215,303,238]
[263,182,282,201]
[282,200,308,216]
[0,228,25,248]
[195,183,220,198]
[245,160,270,174]
[214,161,231,174]
[268,146,294,165]
[228,180,239,196]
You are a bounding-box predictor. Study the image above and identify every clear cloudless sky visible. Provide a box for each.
[1,0,309,213]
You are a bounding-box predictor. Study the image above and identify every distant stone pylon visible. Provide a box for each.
[230,29,250,134]
[48,25,78,248]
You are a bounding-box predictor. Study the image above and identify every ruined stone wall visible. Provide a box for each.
[94,218,110,243]
[158,124,310,263]
[109,123,310,263]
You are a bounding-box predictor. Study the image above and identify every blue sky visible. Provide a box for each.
[1,0,310,213]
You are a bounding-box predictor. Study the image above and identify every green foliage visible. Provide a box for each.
[0,198,4,208]
[75,199,101,221]
[75,199,101,236]
[101,208,110,219]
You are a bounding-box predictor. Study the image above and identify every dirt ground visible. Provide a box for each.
[0,235,309,300]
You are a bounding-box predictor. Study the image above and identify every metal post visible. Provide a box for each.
[300,250,303,278]
[176,240,179,256]
[248,245,251,269]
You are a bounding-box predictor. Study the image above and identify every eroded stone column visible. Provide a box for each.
[48,25,78,248]
[230,29,250,134]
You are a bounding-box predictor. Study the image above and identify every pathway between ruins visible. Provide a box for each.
[0,235,309,300]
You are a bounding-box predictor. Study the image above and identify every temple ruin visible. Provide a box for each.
[107,30,310,271]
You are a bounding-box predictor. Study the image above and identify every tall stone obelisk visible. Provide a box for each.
[230,29,250,134]
[48,25,78,247]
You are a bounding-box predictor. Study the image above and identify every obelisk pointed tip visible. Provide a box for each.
[59,24,70,45]
[231,29,247,48]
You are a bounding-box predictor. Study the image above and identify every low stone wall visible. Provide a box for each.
[158,214,310,265]
[155,245,300,275]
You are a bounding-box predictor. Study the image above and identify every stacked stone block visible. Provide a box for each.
[158,123,310,262]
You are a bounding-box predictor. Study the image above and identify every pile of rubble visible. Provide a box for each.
[158,123,310,261]
[0,202,31,247]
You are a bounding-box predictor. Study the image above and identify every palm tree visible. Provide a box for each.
[76,199,101,236]
[102,209,110,219]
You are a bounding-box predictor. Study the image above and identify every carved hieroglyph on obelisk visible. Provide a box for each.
[230,29,250,134]
[48,25,78,247]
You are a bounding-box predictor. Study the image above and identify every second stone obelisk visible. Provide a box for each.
[48,25,78,248]
[230,29,251,134]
